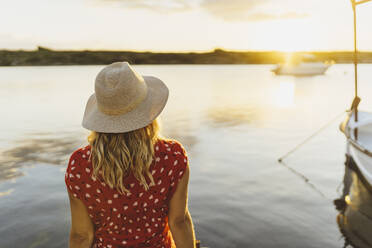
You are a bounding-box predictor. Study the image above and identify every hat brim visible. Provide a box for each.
[82,75,169,133]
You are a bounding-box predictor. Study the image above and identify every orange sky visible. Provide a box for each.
[1,0,372,51]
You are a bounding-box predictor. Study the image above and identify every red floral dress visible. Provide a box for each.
[65,139,188,248]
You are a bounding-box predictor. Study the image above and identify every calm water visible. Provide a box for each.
[1,64,372,247]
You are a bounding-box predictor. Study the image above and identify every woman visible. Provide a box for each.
[65,62,196,248]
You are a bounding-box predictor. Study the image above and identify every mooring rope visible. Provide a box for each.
[280,160,329,199]
[277,110,347,199]
[278,110,346,162]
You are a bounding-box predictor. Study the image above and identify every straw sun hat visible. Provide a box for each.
[82,62,169,133]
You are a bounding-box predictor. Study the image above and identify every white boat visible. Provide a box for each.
[337,1,372,247]
[340,109,372,186]
[340,0,372,187]
[336,162,372,248]
[272,61,331,76]
[336,110,372,247]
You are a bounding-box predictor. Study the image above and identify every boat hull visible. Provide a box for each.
[272,62,330,76]
[336,159,372,248]
[337,111,372,247]
[341,111,372,187]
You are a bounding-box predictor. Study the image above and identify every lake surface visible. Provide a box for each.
[1,64,372,248]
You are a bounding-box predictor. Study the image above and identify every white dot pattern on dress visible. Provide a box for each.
[64,140,188,247]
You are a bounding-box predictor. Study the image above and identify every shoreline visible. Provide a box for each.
[2,47,372,66]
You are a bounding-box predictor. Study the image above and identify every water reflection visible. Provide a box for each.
[0,188,14,197]
[204,80,296,128]
[0,134,83,181]
[274,81,295,108]
[335,156,372,248]
[159,116,198,149]
[0,164,71,248]
[0,65,360,247]
[205,105,259,127]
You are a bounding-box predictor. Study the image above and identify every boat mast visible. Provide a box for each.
[350,0,371,139]
[352,0,359,140]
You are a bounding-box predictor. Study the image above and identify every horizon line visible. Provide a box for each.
[2,46,372,53]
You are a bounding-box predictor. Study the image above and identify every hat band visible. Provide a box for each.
[97,89,147,116]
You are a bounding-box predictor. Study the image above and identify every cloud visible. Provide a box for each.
[200,0,264,19]
[200,0,309,22]
[232,12,309,22]
[97,0,195,13]
[96,0,309,21]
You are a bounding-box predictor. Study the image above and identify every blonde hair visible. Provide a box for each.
[87,119,160,194]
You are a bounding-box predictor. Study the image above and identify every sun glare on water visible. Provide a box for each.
[274,81,296,108]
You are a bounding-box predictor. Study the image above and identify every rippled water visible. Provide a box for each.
[1,64,372,247]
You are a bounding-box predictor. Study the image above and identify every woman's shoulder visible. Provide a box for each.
[156,138,187,155]
[66,145,92,175]
[65,145,92,199]
[155,139,189,198]
[155,138,189,173]
[69,145,91,162]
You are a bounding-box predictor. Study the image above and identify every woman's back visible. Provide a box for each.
[65,138,188,248]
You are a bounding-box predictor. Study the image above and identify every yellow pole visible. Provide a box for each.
[352,1,359,140]
[355,0,372,5]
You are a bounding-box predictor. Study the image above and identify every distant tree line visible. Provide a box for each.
[1,47,372,66]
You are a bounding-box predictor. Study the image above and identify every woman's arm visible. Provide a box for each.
[67,190,94,248]
[168,165,196,248]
